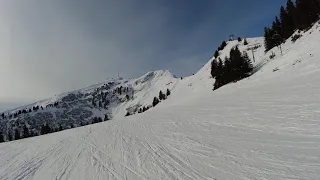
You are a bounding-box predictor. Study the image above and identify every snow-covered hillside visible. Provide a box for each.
[1,21,320,179]
[0,70,177,135]
[0,36,265,137]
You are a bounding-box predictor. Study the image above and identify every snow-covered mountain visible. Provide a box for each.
[1,21,320,179]
[0,70,178,135]
[0,35,267,136]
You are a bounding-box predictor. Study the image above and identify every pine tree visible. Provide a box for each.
[243,38,248,45]
[104,100,110,108]
[14,129,21,140]
[211,60,218,78]
[30,130,35,137]
[264,27,276,52]
[280,5,295,39]
[314,0,320,10]
[286,0,299,29]
[41,123,51,135]
[240,52,253,78]
[92,117,97,123]
[230,46,243,80]
[59,124,63,131]
[213,47,252,90]
[218,41,227,51]
[221,41,227,49]
[214,50,219,58]
[270,19,283,47]
[308,0,320,19]
[238,37,242,42]
[92,98,96,107]
[0,132,4,143]
[213,58,225,89]
[33,132,39,137]
[296,0,319,29]
[152,97,160,107]
[99,101,102,108]
[217,58,224,77]
[159,91,165,100]
[8,130,12,141]
[272,16,283,39]
[296,0,308,29]
[166,89,171,96]
[22,125,30,138]
[40,124,45,134]
[47,124,52,133]
[104,114,109,121]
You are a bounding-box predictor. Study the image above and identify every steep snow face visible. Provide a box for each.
[169,37,265,105]
[110,70,178,118]
[0,70,177,135]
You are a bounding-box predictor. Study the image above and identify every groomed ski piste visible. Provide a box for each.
[0,22,320,180]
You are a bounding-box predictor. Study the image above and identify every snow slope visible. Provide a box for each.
[1,22,320,179]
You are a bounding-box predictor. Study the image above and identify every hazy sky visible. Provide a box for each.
[0,0,286,111]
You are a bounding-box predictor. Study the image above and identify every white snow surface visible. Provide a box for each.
[1,22,320,180]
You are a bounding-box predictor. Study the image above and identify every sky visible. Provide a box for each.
[0,0,286,111]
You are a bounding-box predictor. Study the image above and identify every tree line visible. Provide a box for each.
[0,103,59,120]
[0,114,110,143]
[125,89,171,116]
[211,46,253,90]
[213,38,248,59]
[264,0,320,52]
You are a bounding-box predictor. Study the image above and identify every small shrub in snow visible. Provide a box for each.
[143,106,148,112]
[125,112,131,116]
[269,52,276,59]
[243,38,248,45]
[166,89,171,96]
[159,91,166,100]
[152,97,160,107]
[291,34,301,42]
